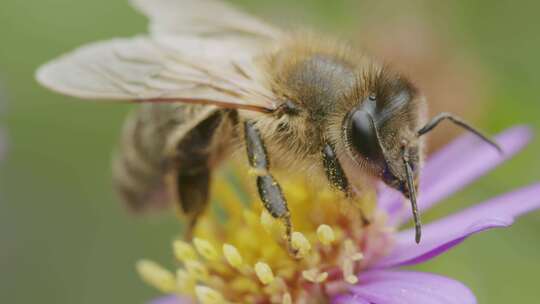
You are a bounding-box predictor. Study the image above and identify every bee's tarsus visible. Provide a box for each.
[183,217,197,241]
[282,215,299,257]
[418,112,502,154]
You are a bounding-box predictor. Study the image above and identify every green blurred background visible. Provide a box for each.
[1,0,539,303]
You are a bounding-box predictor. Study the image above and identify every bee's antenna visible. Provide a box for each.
[418,112,502,153]
[402,147,422,244]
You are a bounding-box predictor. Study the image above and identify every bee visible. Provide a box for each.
[36,0,500,245]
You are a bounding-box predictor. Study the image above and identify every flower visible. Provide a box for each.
[138,126,539,304]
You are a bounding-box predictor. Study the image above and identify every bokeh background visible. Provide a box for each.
[1,0,539,303]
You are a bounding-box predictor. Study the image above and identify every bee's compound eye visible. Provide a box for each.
[348,110,384,163]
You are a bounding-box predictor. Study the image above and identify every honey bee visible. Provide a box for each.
[36,0,500,244]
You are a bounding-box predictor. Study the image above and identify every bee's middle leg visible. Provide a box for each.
[322,143,370,225]
[243,121,293,248]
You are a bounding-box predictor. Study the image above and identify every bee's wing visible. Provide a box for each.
[129,0,281,39]
[36,0,282,112]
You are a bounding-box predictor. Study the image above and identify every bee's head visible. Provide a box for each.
[341,68,425,208]
[340,68,425,241]
[339,65,500,244]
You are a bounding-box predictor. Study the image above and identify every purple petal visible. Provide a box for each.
[149,295,193,304]
[382,126,532,226]
[377,126,481,212]
[332,294,371,304]
[340,271,476,304]
[374,183,540,268]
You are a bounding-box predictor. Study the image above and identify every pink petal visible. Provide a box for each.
[343,271,476,304]
[374,183,540,268]
[150,295,194,304]
[381,126,532,226]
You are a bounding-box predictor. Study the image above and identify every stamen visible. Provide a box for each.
[195,285,226,304]
[302,269,317,282]
[176,269,195,294]
[302,269,329,283]
[317,224,336,245]
[291,232,311,257]
[173,240,198,262]
[346,275,359,284]
[351,253,364,261]
[223,244,243,269]
[185,260,209,281]
[344,239,364,261]
[193,238,219,261]
[316,272,329,283]
[254,262,275,285]
[136,260,176,293]
[282,292,293,304]
[342,259,359,284]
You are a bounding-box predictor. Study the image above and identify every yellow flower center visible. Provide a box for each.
[137,171,395,303]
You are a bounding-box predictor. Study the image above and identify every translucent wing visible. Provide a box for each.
[129,0,281,39]
[36,0,282,112]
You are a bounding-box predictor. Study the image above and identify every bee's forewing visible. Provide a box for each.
[129,0,281,39]
[36,0,282,112]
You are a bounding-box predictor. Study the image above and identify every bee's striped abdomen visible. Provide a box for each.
[112,105,172,211]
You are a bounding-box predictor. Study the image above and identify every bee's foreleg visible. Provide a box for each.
[322,144,350,194]
[322,143,370,226]
[244,120,294,251]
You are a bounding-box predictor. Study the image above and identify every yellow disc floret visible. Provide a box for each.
[136,171,392,303]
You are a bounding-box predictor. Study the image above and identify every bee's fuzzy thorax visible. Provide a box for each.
[252,32,426,189]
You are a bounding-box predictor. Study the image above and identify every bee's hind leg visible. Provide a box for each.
[243,120,295,254]
[175,168,211,240]
[322,143,372,226]
[170,111,228,240]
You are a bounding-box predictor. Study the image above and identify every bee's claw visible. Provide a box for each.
[182,216,198,241]
[282,216,301,258]
[286,241,300,258]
